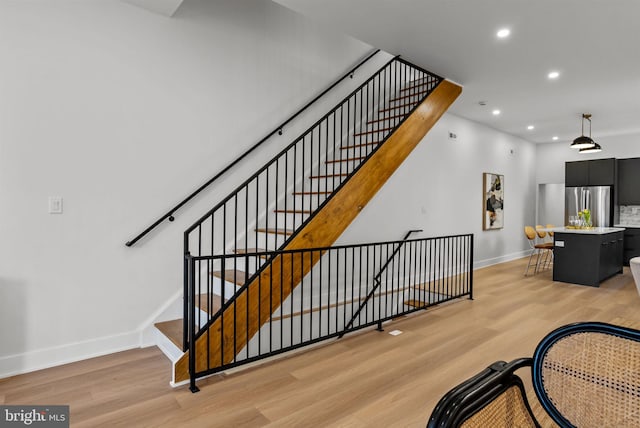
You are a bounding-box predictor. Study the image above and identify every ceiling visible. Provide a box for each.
[273,0,640,145]
[121,0,184,17]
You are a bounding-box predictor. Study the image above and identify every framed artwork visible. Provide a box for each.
[483,172,504,230]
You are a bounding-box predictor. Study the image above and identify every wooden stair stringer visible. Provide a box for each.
[173,79,462,383]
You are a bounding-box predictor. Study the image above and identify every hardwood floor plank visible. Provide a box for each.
[1,257,639,427]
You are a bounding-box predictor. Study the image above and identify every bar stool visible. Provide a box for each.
[535,225,554,271]
[524,226,553,276]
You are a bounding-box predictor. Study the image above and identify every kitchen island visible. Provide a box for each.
[551,227,625,287]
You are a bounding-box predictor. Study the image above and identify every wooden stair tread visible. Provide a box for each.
[325,156,367,164]
[379,102,417,113]
[234,248,270,259]
[389,89,430,103]
[400,80,435,92]
[404,299,427,308]
[353,127,393,137]
[292,191,331,195]
[255,227,294,235]
[155,319,183,349]
[211,270,247,285]
[196,293,225,314]
[274,208,312,214]
[367,114,405,124]
[340,141,380,150]
[309,173,349,179]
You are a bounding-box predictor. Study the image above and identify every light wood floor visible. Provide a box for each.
[2,257,640,427]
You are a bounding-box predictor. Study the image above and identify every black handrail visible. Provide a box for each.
[340,229,422,336]
[125,48,381,247]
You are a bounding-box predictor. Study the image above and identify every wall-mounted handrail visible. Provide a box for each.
[125,48,381,247]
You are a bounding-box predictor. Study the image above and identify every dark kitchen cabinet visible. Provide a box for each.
[565,161,589,187]
[623,227,640,265]
[553,230,623,286]
[617,158,640,205]
[565,158,616,187]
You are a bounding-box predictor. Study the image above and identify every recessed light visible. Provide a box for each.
[552,136,559,141]
[527,125,535,130]
[497,28,510,38]
[548,71,560,79]
[492,109,501,116]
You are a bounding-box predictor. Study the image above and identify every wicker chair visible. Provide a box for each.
[427,322,640,428]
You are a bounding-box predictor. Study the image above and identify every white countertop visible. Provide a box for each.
[550,227,626,235]
[615,224,640,228]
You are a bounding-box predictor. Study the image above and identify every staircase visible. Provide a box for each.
[155,57,462,386]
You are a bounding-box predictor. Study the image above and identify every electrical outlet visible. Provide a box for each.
[48,196,63,214]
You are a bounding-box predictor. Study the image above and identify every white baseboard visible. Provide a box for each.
[0,331,140,379]
[473,250,529,270]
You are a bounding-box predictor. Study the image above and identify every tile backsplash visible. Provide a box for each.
[619,205,640,226]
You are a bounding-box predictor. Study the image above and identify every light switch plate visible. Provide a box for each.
[49,196,63,214]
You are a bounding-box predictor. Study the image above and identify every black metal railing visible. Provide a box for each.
[341,229,422,336]
[186,234,473,391]
[125,48,380,247]
[182,57,443,350]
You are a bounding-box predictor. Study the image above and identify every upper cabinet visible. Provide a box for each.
[565,158,616,187]
[617,158,640,205]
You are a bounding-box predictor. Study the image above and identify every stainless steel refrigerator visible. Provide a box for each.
[564,186,612,227]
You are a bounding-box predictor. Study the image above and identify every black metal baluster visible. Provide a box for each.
[258,252,262,355]
[280,249,284,351]
[361,245,366,325]
[324,116,329,203]
[187,255,199,392]
[269,256,273,353]
[245,254,250,361]
[290,252,294,347]
[327,247,333,333]
[220,254,225,368]
[341,248,347,331]
[300,251,305,343]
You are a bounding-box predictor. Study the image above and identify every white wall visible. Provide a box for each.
[338,113,538,268]
[0,0,376,377]
[0,0,544,377]
[537,183,565,227]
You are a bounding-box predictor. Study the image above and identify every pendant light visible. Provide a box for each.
[579,142,602,154]
[570,113,596,149]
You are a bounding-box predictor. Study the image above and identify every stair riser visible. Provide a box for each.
[253,230,292,252]
[292,194,329,212]
[306,176,353,193]
[211,277,242,300]
[274,211,310,230]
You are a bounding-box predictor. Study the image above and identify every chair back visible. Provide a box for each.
[524,226,537,241]
[427,359,539,428]
[532,322,640,428]
[535,225,547,239]
[546,224,555,238]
